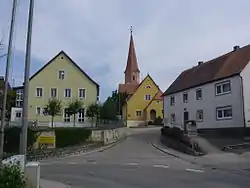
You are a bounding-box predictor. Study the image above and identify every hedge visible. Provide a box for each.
[54,127,91,148]
[3,127,92,154]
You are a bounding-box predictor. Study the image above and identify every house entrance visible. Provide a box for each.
[150,109,156,121]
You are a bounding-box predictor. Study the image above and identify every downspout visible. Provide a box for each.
[239,75,246,136]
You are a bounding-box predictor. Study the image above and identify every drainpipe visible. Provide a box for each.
[239,75,247,137]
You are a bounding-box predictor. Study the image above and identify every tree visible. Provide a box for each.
[0,90,16,121]
[0,38,6,59]
[86,103,100,127]
[44,98,62,128]
[67,98,83,127]
[100,97,117,121]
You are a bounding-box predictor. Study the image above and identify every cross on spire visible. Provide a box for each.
[129,26,133,34]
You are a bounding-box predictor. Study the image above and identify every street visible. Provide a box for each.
[40,128,250,188]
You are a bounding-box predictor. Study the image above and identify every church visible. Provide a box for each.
[118,29,163,127]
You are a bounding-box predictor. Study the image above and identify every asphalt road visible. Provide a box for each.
[40,128,250,188]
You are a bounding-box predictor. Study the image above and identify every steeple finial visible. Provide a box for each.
[129,25,133,34]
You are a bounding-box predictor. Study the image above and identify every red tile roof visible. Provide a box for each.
[163,45,250,96]
[118,83,139,95]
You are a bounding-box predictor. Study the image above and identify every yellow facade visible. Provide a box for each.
[27,51,99,125]
[123,75,163,127]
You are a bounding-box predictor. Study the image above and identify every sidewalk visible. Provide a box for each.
[151,139,250,171]
[40,179,71,188]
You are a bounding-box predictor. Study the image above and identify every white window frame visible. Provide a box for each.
[196,109,203,122]
[78,108,85,123]
[183,93,188,103]
[170,96,175,106]
[36,106,41,116]
[196,89,202,100]
[64,108,71,122]
[216,106,232,120]
[145,94,151,100]
[215,81,231,96]
[58,70,65,80]
[136,110,142,116]
[36,87,43,98]
[78,88,86,99]
[170,113,175,124]
[50,87,58,98]
[64,88,72,98]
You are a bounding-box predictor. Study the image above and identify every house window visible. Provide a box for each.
[183,93,188,103]
[215,81,231,95]
[78,88,86,98]
[136,110,142,116]
[65,88,71,98]
[64,108,71,122]
[36,106,41,115]
[196,89,202,100]
[16,90,23,100]
[146,85,151,88]
[78,108,85,123]
[51,88,57,98]
[216,106,232,120]
[170,114,175,124]
[16,111,21,118]
[145,94,151,100]
[58,70,65,80]
[133,76,135,80]
[170,96,175,106]
[36,88,43,97]
[196,109,203,121]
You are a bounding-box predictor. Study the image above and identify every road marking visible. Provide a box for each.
[125,162,139,166]
[68,162,77,165]
[185,168,204,173]
[153,164,169,169]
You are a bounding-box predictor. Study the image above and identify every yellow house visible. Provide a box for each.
[118,30,163,127]
[11,51,99,127]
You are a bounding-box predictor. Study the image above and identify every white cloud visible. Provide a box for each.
[1,0,250,99]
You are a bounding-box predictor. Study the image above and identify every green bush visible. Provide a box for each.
[4,127,38,154]
[153,116,164,125]
[55,127,91,148]
[0,164,26,188]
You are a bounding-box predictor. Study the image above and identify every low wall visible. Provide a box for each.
[90,127,128,145]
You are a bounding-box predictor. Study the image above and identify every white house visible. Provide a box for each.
[162,45,250,136]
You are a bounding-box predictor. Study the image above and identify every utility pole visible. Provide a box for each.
[20,0,34,160]
[0,0,18,160]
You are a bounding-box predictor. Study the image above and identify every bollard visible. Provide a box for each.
[25,162,40,188]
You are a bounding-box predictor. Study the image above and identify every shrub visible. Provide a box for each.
[0,164,26,188]
[4,127,38,154]
[153,116,163,125]
[55,127,91,148]
[148,121,153,125]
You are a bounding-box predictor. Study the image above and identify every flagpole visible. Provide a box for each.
[0,0,18,160]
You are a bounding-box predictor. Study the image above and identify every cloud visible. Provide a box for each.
[1,0,250,100]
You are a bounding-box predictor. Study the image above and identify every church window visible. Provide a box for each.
[133,75,135,80]
[145,94,151,100]
[146,85,151,88]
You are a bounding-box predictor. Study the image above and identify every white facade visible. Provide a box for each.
[163,75,245,130]
[240,60,250,128]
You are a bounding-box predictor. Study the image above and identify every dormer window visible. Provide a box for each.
[59,70,65,80]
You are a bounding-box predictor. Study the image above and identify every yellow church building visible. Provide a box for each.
[118,29,163,127]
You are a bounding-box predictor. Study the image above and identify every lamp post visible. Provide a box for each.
[0,0,18,160]
[19,0,34,161]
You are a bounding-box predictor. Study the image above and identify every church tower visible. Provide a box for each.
[124,27,140,84]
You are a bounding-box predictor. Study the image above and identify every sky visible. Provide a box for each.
[0,0,250,101]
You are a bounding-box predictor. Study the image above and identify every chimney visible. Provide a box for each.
[198,61,203,66]
[233,45,240,51]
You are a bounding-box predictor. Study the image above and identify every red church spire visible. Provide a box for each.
[124,26,140,84]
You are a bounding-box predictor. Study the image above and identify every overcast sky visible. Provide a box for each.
[0,0,250,101]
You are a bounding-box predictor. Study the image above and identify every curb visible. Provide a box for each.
[40,136,127,162]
